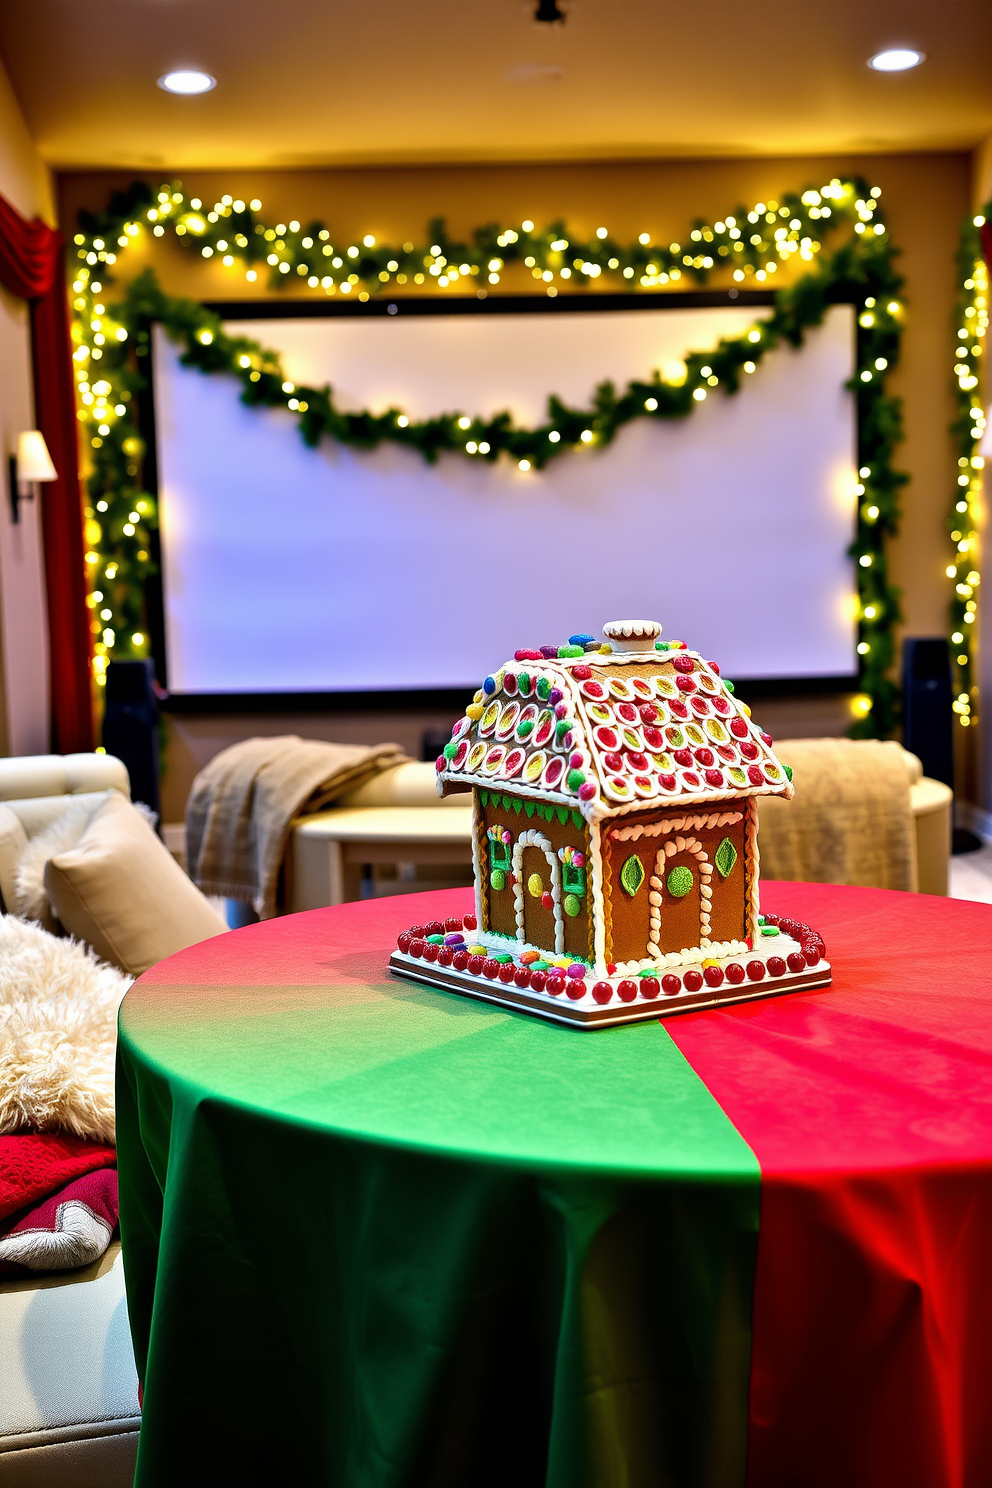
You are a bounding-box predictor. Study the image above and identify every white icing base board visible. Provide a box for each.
[388,951,832,1028]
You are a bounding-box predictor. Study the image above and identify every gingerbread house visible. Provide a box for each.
[389,620,830,1027]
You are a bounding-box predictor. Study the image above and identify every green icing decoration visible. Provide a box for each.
[784,764,793,781]
[479,790,489,807]
[512,797,523,814]
[638,968,660,978]
[525,801,536,818]
[667,865,694,898]
[655,641,670,651]
[566,770,585,791]
[490,868,506,891]
[620,855,645,897]
[501,794,512,811]
[495,953,514,964]
[564,894,582,918]
[518,672,530,694]
[517,720,535,738]
[725,681,736,693]
[556,807,569,825]
[531,960,550,971]
[426,934,445,944]
[571,810,583,830]
[558,645,584,658]
[760,924,780,937]
[555,719,571,741]
[714,838,738,879]
[536,677,551,700]
[443,740,457,760]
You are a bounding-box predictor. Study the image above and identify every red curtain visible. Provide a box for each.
[0,192,92,752]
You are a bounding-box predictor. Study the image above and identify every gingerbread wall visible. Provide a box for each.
[603,804,750,964]
[477,789,592,962]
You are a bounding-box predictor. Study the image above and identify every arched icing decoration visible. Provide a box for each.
[512,828,564,955]
[647,837,713,959]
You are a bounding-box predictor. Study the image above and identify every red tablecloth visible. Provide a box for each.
[669,881,992,1488]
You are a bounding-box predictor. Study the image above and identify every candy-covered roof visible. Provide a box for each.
[436,620,793,819]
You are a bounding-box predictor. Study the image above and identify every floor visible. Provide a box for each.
[949,845,992,904]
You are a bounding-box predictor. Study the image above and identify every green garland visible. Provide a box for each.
[70,175,904,732]
[947,206,989,733]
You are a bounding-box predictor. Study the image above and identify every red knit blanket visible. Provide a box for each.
[0,1133,118,1277]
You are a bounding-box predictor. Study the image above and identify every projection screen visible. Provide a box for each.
[152,298,858,695]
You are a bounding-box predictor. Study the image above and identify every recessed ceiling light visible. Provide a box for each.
[157,70,216,95]
[867,48,925,72]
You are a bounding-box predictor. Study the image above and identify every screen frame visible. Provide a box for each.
[144,285,861,712]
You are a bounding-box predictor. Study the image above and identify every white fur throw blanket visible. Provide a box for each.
[0,917,130,1143]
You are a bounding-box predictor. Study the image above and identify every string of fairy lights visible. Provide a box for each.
[71,176,905,733]
[947,207,990,732]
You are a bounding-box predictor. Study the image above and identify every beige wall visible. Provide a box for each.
[58,153,972,817]
[0,58,53,755]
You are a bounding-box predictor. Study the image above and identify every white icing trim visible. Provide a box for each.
[589,807,608,975]
[647,837,713,958]
[512,829,564,955]
[612,938,751,975]
[593,783,788,822]
[472,788,484,933]
[746,797,761,943]
[481,928,585,969]
[610,810,742,842]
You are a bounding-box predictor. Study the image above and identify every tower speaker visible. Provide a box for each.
[102,659,160,820]
[901,638,953,789]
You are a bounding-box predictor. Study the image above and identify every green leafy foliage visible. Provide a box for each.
[945,206,990,734]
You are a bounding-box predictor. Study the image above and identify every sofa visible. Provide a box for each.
[287,743,953,909]
[0,753,140,1486]
[0,1244,139,1486]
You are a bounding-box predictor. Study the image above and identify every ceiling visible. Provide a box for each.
[1,0,990,171]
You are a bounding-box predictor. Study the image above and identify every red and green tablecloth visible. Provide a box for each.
[116,883,992,1488]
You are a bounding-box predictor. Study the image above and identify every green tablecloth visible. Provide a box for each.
[118,892,759,1487]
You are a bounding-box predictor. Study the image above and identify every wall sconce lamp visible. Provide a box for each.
[8,431,57,524]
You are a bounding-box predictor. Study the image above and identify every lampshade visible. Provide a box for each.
[16,430,57,482]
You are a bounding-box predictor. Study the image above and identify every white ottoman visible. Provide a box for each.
[0,1242,140,1485]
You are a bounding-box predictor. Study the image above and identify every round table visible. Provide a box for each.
[117,883,992,1488]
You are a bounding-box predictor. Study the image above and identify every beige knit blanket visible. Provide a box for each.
[756,738,918,891]
[186,736,409,918]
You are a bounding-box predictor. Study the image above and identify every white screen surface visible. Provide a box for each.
[153,302,857,693]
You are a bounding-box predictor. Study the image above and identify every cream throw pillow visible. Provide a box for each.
[44,791,228,976]
[0,804,28,917]
[13,795,103,931]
